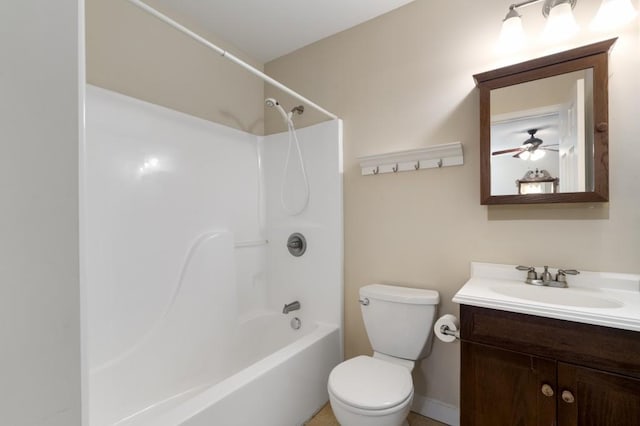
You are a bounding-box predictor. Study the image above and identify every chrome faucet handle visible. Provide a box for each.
[516,265,535,271]
[556,269,580,282]
[516,265,537,280]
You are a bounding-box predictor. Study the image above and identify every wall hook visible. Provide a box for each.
[414,160,420,170]
[372,166,379,175]
[437,159,443,168]
[392,163,399,173]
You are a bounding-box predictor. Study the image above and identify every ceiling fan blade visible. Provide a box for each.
[512,125,553,135]
[492,147,525,156]
[540,147,559,152]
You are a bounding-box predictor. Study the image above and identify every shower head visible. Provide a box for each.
[265,97,291,124]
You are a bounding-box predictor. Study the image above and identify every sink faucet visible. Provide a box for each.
[282,301,301,314]
[516,265,580,288]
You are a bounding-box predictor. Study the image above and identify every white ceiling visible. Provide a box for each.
[146,0,417,63]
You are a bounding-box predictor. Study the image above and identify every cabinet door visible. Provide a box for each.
[461,341,557,426]
[557,362,640,426]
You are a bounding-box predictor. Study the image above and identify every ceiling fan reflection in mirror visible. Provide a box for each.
[491,128,559,160]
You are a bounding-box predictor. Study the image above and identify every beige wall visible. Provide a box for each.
[86,0,265,135]
[0,1,81,424]
[491,69,588,115]
[265,0,640,410]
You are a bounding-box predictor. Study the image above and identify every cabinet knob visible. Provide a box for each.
[541,384,554,397]
[562,390,575,404]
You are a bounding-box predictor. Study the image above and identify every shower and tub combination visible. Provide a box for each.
[83,3,343,425]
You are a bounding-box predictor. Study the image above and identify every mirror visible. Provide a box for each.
[474,38,616,205]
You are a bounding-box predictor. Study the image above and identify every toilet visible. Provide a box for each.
[328,284,440,426]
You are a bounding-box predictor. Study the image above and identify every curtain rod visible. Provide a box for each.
[125,0,338,120]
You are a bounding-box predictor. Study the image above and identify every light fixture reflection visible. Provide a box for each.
[543,2,579,42]
[590,0,638,32]
[138,157,160,176]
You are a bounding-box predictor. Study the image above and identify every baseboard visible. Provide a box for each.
[411,394,459,426]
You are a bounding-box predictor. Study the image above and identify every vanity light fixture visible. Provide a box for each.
[498,0,634,51]
[498,6,526,52]
[590,0,638,32]
[498,0,578,51]
[542,0,580,42]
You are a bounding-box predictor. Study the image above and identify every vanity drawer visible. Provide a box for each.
[460,305,640,379]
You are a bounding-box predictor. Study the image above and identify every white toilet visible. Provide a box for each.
[328,284,440,426]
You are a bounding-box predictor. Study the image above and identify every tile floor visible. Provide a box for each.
[305,403,447,426]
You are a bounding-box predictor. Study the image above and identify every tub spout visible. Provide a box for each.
[282,301,301,314]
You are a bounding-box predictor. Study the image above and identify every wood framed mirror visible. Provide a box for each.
[474,38,616,205]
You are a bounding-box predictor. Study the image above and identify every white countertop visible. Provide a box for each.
[453,262,640,332]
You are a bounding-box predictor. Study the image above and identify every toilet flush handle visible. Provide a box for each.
[359,298,370,306]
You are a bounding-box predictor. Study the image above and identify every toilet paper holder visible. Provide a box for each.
[439,324,460,340]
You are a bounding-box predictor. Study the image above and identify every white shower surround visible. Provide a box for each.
[84,86,343,425]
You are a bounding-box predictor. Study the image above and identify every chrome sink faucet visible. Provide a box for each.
[516,265,579,288]
[282,300,301,314]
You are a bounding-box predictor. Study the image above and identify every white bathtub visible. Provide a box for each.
[86,89,344,426]
[91,312,341,426]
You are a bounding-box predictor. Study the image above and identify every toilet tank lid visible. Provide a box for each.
[360,284,439,305]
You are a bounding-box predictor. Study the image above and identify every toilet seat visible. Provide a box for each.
[328,356,413,411]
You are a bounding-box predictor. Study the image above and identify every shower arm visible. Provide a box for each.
[125,0,338,120]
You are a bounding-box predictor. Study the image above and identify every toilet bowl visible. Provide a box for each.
[327,284,439,426]
[328,356,413,426]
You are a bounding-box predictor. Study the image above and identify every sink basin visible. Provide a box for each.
[491,285,624,309]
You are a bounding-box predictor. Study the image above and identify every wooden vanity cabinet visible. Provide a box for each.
[460,305,640,426]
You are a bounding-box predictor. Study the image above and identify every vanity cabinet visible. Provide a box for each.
[460,305,640,426]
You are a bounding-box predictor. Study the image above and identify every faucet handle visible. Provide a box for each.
[556,269,579,282]
[516,265,535,271]
[516,265,538,281]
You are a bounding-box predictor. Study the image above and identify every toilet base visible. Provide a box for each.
[328,390,413,426]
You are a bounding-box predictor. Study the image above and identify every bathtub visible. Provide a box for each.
[86,90,344,426]
[90,312,341,426]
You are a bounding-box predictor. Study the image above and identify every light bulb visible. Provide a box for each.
[519,151,531,160]
[590,0,638,32]
[498,9,526,52]
[543,2,579,42]
[530,150,546,161]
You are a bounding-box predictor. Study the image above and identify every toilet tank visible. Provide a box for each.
[360,284,440,360]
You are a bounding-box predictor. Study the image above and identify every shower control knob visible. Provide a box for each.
[359,298,370,306]
[287,240,302,249]
[541,384,554,397]
[286,233,306,257]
